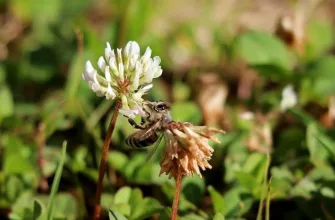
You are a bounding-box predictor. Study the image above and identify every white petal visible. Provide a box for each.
[153,67,162,78]
[91,82,100,92]
[140,84,153,93]
[131,62,141,90]
[119,104,145,119]
[141,47,152,62]
[85,60,95,75]
[97,56,106,72]
[132,92,143,102]
[106,42,112,50]
[105,84,116,99]
[82,69,94,82]
[105,42,112,60]
[105,66,111,82]
[132,104,146,116]
[144,67,154,83]
[93,72,100,85]
[124,41,131,57]
[119,109,137,119]
[111,49,116,59]
[117,48,123,66]
[130,41,140,57]
[109,57,119,77]
[129,57,137,70]
[152,56,161,67]
[118,63,124,81]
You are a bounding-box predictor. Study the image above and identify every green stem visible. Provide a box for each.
[256,154,271,220]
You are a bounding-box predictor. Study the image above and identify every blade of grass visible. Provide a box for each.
[46,141,67,220]
[87,101,114,129]
[256,153,271,220]
[266,177,272,220]
[288,108,315,125]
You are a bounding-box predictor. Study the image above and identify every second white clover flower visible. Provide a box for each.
[280,84,297,111]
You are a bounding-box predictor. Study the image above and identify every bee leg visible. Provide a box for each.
[140,117,145,125]
[128,118,146,129]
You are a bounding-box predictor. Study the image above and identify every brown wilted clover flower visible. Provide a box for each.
[159,122,225,179]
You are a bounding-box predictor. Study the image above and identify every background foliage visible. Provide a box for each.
[1,0,335,219]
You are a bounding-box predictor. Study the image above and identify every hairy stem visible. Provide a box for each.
[93,99,122,220]
[171,167,182,220]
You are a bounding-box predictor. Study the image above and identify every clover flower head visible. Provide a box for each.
[159,122,225,179]
[280,84,297,112]
[82,41,163,118]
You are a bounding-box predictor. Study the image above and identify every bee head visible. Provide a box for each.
[153,101,171,112]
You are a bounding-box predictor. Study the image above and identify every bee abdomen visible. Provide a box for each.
[126,133,158,148]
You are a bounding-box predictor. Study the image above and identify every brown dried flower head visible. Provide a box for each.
[159,122,225,179]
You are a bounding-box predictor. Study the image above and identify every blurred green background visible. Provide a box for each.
[1,0,335,219]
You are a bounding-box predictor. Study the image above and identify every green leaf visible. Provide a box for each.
[291,178,317,198]
[3,135,34,175]
[180,214,206,220]
[306,123,329,165]
[108,151,129,172]
[251,64,292,81]
[4,175,25,202]
[320,187,335,199]
[111,203,131,217]
[182,176,205,205]
[208,186,225,215]
[130,197,163,220]
[303,56,335,99]
[46,141,67,220]
[231,30,291,70]
[242,153,267,182]
[52,193,78,219]
[223,187,253,217]
[10,191,34,219]
[235,171,258,192]
[213,213,225,220]
[114,187,132,204]
[315,134,335,163]
[124,153,147,180]
[0,86,14,123]
[128,188,143,212]
[101,194,114,209]
[109,209,128,220]
[33,199,45,220]
[171,101,202,124]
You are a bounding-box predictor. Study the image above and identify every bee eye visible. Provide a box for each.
[156,104,167,111]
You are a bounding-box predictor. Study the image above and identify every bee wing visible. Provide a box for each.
[141,119,162,139]
[147,132,164,161]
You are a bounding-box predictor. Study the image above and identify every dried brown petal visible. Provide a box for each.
[159,122,224,179]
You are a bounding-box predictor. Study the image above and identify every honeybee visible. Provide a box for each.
[125,101,172,155]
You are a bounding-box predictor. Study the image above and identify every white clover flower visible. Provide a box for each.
[82,41,163,118]
[280,85,297,112]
